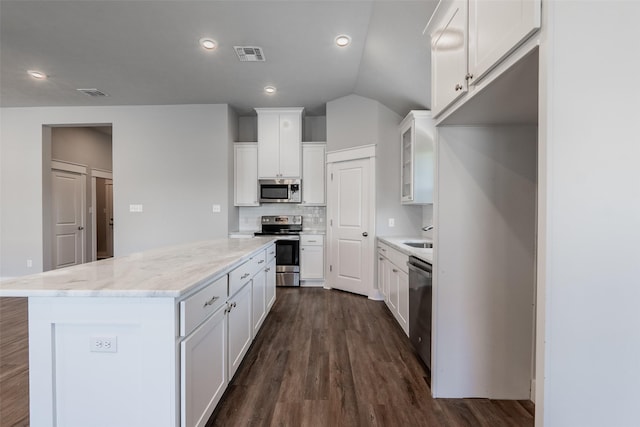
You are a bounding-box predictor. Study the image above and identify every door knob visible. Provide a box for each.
[78,226,84,230]
[362,232,368,237]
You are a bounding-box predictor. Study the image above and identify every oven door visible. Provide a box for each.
[275,238,300,287]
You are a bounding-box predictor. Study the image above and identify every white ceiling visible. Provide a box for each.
[0,0,437,116]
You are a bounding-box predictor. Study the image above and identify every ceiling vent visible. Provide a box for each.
[234,46,265,62]
[77,88,109,97]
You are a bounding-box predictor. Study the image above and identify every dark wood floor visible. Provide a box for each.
[0,290,534,427]
[208,288,534,427]
[0,297,29,427]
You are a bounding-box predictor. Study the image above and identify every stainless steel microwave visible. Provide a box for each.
[259,179,302,203]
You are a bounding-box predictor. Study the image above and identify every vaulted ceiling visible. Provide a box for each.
[0,1,437,116]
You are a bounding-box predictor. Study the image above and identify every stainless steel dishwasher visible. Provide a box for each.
[408,256,433,370]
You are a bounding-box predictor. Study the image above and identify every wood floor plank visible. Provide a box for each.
[0,298,29,427]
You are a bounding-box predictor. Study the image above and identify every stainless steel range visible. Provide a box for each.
[254,215,302,287]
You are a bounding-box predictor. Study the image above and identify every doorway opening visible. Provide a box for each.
[42,125,113,271]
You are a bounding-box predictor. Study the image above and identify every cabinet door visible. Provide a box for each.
[252,270,267,337]
[257,113,280,178]
[234,144,258,206]
[388,264,399,314]
[265,258,276,311]
[400,122,414,203]
[377,253,388,303]
[228,281,252,379]
[397,269,409,337]
[278,113,301,178]
[468,0,540,83]
[302,144,326,205]
[181,307,227,427]
[431,0,468,116]
[300,244,324,280]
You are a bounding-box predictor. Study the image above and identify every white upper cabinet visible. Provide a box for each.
[234,143,258,206]
[427,0,541,117]
[430,0,468,115]
[256,108,303,179]
[400,111,435,204]
[468,0,541,84]
[301,143,326,205]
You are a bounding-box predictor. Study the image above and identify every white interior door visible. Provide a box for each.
[327,157,374,297]
[105,179,114,257]
[52,169,85,269]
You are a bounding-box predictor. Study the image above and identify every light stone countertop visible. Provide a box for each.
[0,237,276,298]
[377,236,434,264]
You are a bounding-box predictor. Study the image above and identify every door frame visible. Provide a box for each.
[51,159,87,268]
[91,169,113,261]
[326,144,379,299]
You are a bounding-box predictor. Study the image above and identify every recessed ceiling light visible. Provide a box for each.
[27,70,47,80]
[335,35,351,47]
[199,38,217,50]
[264,86,276,95]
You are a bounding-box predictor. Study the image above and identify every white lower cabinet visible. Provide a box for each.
[227,280,252,380]
[266,258,276,310]
[251,267,267,337]
[377,241,409,336]
[300,234,324,281]
[180,306,227,427]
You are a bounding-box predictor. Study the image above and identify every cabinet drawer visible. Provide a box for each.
[301,234,323,246]
[249,250,267,276]
[389,249,409,274]
[266,244,276,262]
[180,275,228,337]
[229,261,253,297]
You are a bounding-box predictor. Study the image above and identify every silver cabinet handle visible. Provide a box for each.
[269,251,275,255]
[392,268,398,273]
[203,296,219,307]
[455,84,464,91]
[265,267,270,272]
[241,273,250,280]
[465,73,474,81]
[307,240,317,243]
[258,259,265,264]
[379,257,383,261]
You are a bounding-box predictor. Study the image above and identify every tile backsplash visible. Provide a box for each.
[239,205,326,231]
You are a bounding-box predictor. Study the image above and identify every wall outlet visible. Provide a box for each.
[388,218,395,227]
[212,204,221,213]
[26,259,33,268]
[129,204,143,213]
[90,336,117,353]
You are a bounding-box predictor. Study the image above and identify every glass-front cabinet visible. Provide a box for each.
[399,111,435,205]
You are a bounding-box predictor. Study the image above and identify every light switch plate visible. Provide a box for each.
[212,204,221,213]
[388,218,395,227]
[129,204,143,213]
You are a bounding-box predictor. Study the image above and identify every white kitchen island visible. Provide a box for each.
[0,237,276,427]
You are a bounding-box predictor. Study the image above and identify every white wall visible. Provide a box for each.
[326,94,423,236]
[0,104,233,278]
[434,125,536,399]
[538,2,640,425]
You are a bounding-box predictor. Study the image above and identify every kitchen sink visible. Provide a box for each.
[403,241,433,249]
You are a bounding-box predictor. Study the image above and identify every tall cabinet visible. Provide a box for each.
[400,111,435,204]
[255,108,304,179]
[301,142,326,206]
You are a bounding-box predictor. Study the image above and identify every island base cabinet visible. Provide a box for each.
[266,258,276,310]
[180,306,227,427]
[252,270,267,337]
[27,296,177,427]
[227,282,253,379]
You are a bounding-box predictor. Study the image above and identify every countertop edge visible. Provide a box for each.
[377,236,433,264]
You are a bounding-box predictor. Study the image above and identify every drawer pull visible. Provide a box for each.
[265,267,270,272]
[307,240,317,243]
[258,259,265,264]
[203,296,219,307]
[241,273,250,280]
[392,268,398,273]
[269,251,275,255]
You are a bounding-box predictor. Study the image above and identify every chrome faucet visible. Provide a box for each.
[422,225,434,232]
